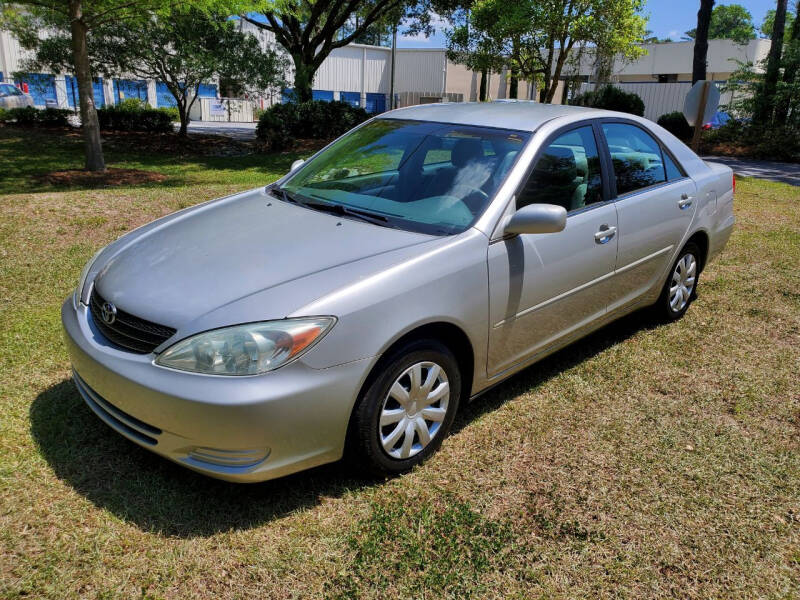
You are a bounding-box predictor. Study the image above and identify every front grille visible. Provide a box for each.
[89,289,176,354]
[74,371,161,446]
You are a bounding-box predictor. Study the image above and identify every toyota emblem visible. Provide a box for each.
[101,301,117,325]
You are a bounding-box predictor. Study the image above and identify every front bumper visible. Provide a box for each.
[61,298,373,482]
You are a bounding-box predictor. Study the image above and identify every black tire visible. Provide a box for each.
[349,338,461,477]
[655,241,701,322]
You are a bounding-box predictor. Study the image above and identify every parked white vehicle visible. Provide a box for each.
[0,83,34,108]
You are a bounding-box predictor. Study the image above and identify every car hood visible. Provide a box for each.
[93,187,437,328]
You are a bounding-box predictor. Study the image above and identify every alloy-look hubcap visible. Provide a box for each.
[669,253,697,313]
[379,361,450,459]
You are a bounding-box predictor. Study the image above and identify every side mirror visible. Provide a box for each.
[504,203,567,235]
[289,159,305,173]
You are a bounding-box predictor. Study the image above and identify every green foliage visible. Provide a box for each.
[0,106,71,127]
[570,85,645,116]
[445,0,647,103]
[248,0,408,101]
[703,120,800,161]
[761,6,796,41]
[256,100,370,150]
[685,4,757,44]
[657,111,693,141]
[96,102,175,133]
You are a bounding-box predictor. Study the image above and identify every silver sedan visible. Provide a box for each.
[0,83,34,108]
[62,102,735,482]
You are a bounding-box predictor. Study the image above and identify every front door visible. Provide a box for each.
[487,124,618,377]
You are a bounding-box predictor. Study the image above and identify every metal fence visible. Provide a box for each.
[577,81,737,121]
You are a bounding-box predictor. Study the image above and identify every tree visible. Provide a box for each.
[457,0,646,104]
[775,0,800,121]
[692,0,715,84]
[93,11,286,135]
[755,0,789,123]
[241,0,408,103]
[445,6,506,101]
[761,6,796,40]
[3,0,174,171]
[685,4,756,44]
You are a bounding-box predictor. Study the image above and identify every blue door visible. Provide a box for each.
[365,93,386,114]
[312,89,334,102]
[113,79,147,103]
[14,73,56,106]
[197,83,218,98]
[339,91,360,107]
[156,82,177,107]
[66,76,105,108]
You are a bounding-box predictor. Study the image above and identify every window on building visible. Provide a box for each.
[658,74,678,83]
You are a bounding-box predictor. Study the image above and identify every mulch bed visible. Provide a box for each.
[37,167,168,187]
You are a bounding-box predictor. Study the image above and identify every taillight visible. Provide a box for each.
[732,173,736,195]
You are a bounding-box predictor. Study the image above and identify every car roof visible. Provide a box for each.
[378,101,600,132]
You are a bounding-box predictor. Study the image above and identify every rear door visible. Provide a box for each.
[599,121,697,311]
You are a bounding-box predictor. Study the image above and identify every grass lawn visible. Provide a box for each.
[1,126,798,599]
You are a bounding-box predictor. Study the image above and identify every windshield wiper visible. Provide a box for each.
[301,198,393,227]
[270,186,302,205]
[271,187,393,228]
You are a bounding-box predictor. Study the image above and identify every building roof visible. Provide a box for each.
[380,101,596,131]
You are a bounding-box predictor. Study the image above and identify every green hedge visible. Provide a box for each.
[570,85,645,116]
[657,111,693,141]
[97,99,177,133]
[256,100,370,150]
[0,106,71,127]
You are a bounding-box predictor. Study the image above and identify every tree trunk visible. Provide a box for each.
[509,68,518,99]
[68,0,104,171]
[292,55,316,103]
[755,0,788,124]
[177,102,188,136]
[774,0,800,122]
[509,39,519,99]
[479,69,487,101]
[692,0,715,84]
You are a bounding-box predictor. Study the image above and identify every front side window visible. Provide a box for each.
[518,126,604,212]
[602,123,668,195]
[280,119,530,235]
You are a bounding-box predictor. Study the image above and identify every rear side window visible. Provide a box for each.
[664,152,685,181]
[518,126,603,212]
[602,123,667,195]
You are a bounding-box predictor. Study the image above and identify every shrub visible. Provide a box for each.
[256,100,370,150]
[657,111,693,141]
[570,85,645,116]
[97,101,174,133]
[702,121,800,162]
[0,106,71,127]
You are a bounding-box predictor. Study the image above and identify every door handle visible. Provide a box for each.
[594,225,617,244]
[679,194,693,209]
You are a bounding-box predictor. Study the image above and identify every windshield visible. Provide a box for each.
[278,119,530,235]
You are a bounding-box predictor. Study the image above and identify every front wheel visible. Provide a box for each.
[656,242,700,321]
[349,339,461,477]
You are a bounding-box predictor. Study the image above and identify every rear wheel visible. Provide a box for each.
[350,339,461,476]
[656,242,700,321]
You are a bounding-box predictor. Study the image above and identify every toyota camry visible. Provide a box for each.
[62,102,735,482]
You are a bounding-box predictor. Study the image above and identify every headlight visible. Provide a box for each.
[73,247,104,310]
[154,317,336,375]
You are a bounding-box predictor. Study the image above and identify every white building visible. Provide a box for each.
[0,19,770,121]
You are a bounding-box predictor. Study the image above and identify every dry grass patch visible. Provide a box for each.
[0,128,798,599]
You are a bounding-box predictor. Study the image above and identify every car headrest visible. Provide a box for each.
[451,139,484,168]
[532,146,577,185]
